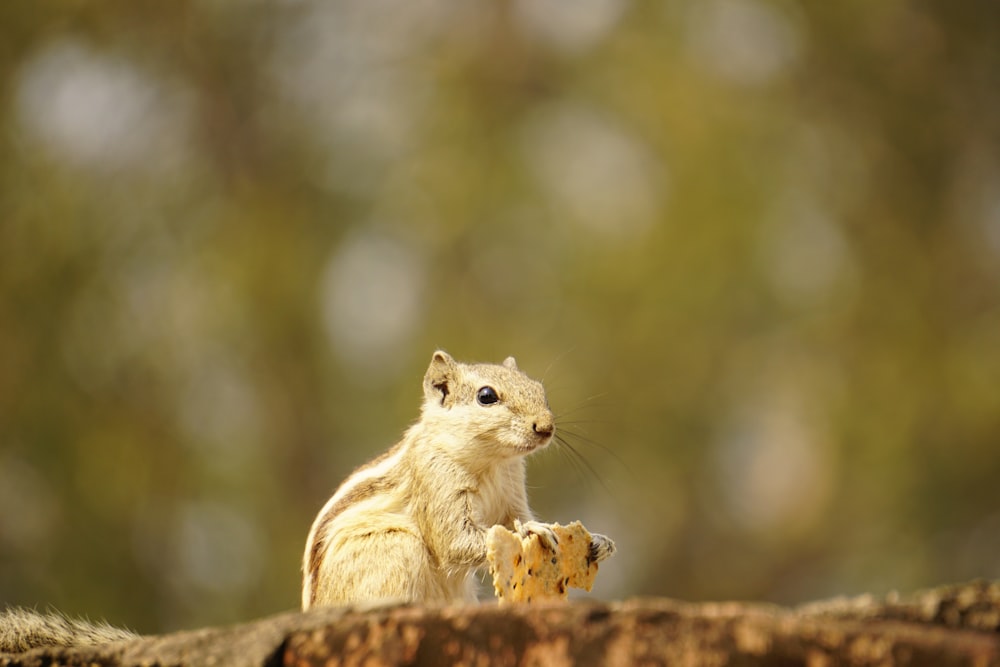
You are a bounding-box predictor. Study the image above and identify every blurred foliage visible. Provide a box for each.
[1,0,999,634]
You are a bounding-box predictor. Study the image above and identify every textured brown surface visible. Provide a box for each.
[2,580,998,666]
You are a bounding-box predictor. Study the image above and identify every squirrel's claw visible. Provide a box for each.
[514,519,560,551]
[588,532,616,564]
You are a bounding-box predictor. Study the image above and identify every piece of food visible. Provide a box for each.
[485,521,615,604]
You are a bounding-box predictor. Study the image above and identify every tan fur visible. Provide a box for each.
[302,351,557,609]
[0,607,137,653]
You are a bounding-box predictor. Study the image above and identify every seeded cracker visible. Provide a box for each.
[485,521,613,603]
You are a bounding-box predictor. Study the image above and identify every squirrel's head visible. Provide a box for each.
[421,350,554,463]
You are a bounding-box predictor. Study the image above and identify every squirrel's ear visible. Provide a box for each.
[502,356,518,370]
[424,350,457,405]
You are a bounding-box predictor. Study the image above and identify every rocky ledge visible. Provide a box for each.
[2,580,998,666]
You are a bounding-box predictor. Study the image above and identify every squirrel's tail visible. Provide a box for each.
[0,607,138,653]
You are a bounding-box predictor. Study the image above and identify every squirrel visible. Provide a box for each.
[302,350,613,609]
[1,350,604,652]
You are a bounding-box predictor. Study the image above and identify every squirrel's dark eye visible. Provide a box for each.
[476,386,499,406]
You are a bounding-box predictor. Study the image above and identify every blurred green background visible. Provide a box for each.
[2,0,999,635]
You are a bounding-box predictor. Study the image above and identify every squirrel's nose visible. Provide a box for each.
[532,414,555,438]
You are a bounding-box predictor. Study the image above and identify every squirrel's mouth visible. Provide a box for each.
[517,435,552,454]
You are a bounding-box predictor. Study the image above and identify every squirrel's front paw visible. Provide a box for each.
[514,519,559,551]
[588,532,616,563]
